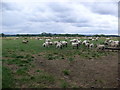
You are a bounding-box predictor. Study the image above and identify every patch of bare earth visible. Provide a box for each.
[33,52,118,88]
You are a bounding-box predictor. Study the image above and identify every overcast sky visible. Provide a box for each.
[1,0,119,35]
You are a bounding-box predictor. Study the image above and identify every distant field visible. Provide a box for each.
[2,37,118,88]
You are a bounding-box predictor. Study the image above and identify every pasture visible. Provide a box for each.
[2,37,118,88]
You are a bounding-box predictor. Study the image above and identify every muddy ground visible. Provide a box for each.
[33,52,118,88]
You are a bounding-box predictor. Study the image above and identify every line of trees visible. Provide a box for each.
[0,33,119,37]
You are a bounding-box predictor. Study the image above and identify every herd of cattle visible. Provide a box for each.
[20,37,120,51]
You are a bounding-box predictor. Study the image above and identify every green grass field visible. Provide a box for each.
[2,37,118,88]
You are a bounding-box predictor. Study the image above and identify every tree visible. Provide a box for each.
[0,33,5,37]
[16,34,20,37]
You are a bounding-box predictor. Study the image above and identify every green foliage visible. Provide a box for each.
[2,33,120,37]
[0,33,4,37]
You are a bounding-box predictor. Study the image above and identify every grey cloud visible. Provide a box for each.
[2,1,118,35]
[2,2,13,11]
[47,2,71,12]
[28,2,92,24]
[2,2,20,11]
[118,2,120,18]
[73,23,92,27]
[2,10,27,26]
[82,2,117,16]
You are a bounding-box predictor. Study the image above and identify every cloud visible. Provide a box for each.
[82,2,118,16]
[1,0,118,35]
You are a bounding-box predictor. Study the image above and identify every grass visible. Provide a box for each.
[2,67,14,88]
[46,54,55,60]
[68,57,74,62]
[72,85,80,88]
[2,37,115,88]
[36,69,43,72]
[62,69,70,75]
[94,79,105,84]
[2,37,110,60]
[60,80,70,88]
[16,67,28,75]
[16,55,24,58]
[4,58,31,67]
[35,73,55,84]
